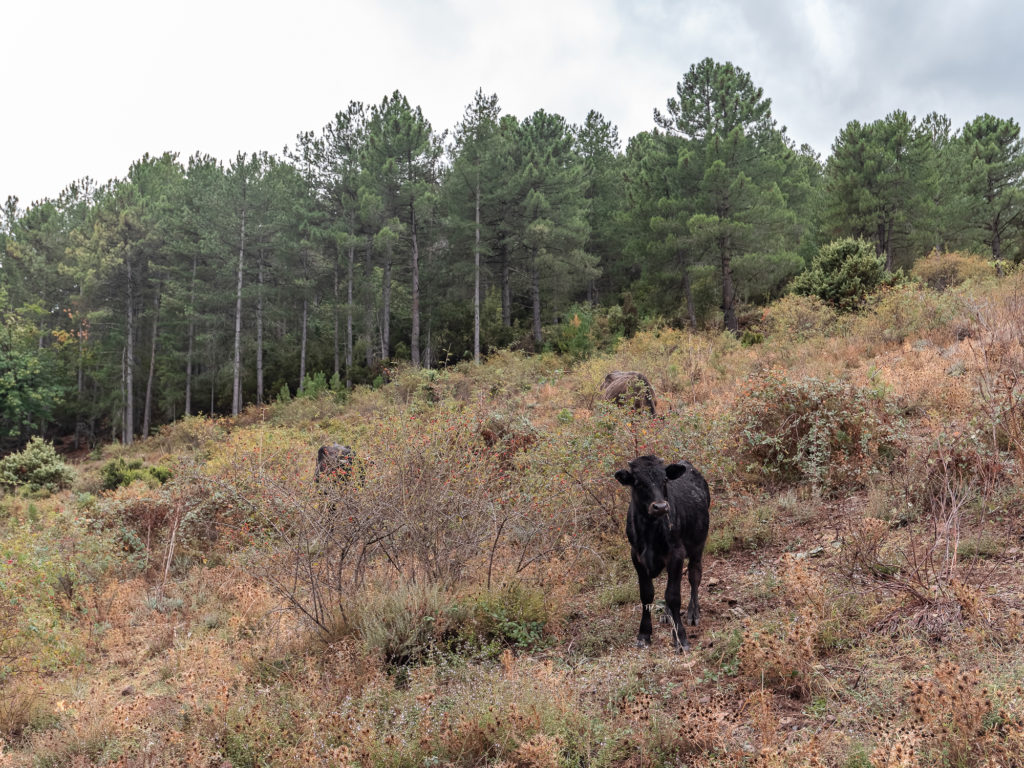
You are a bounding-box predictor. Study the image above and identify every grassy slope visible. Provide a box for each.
[4,268,1024,766]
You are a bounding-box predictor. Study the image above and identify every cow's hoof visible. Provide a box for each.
[636,635,651,648]
[675,642,691,653]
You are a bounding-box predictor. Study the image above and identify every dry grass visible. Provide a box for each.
[9,276,1024,765]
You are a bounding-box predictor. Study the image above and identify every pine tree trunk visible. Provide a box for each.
[346,245,354,388]
[121,345,129,445]
[299,295,308,391]
[992,212,1002,260]
[531,252,542,345]
[142,285,161,437]
[232,209,245,416]
[124,259,135,446]
[720,243,738,333]
[209,340,216,416]
[382,241,392,359]
[364,242,374,368]
[502,248,512,328]
[75,301,84,450]
[256,249,264,405]
[185,252,197,416]
[884,219,895,272]
[333,260,340,377]
[474,181,481,363]
[682,262,697,330]
[411,206,421,367]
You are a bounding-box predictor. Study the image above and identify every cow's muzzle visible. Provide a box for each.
[648,501,670,517]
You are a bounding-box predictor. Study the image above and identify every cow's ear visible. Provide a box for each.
[614,469,634,486]
[666,463,687,480]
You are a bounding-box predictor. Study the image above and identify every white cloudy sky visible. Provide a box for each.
[3,0,1021,206]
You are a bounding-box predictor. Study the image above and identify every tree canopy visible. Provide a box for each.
[2,61,1021,448]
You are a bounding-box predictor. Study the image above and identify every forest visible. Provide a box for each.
[2,56,1022,451]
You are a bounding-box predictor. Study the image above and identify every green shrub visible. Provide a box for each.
[298,371,330,398]
[740,330,764,347]
[349,583,448,667]
[99,458,172,491]
[0,437,75,494]
[790,237,904,311]
[736,372,905,494]
[451,582,550,655]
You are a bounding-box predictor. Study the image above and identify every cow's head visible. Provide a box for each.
[614,455,687,518]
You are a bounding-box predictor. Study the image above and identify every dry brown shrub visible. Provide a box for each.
[846,283,960,348]
[906,661,1024,766]
[870,727,923,768]
[753,738,828,768]
[739,609,819,700]
[571,327,725,406]
[760,294,838,342]
[911,249,997,291]
[963,280,1024,473]
[513,732,563,768]
[779,553,826,615]
[738,555,839,700]
[147,413,229,454]
[858,341,974,417]
[734,371,905,495]
[0,675,45,743]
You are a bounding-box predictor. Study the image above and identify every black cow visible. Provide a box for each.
[615,455,710,650]
[314,443,356,485]
[600,371,657,417]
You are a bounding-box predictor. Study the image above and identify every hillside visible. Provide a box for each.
[3,265,1024,766]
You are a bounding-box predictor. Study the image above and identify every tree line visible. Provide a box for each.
[1,58,1022,449]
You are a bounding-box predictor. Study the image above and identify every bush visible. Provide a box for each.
[759,294,838,341]
[849,282,959,346]
[298,371,331,398]
[349,583,449,666]
[911,249,998,291]
[545,304,626,361]
[99,457,172,491]
[0,437,75,494]
[735,372,905,494]
[456,582,550,653]
[790,237,904,311]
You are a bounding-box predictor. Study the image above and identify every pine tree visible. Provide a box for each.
[655,58,798,331]
[823,111,933,270]
[507,109,592,345]
[448,90,502,362]
[575,110,622,304]
[362,92,442,365]
[962,114,1024,261]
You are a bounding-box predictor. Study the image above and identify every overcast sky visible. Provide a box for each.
[3,0,1021,207]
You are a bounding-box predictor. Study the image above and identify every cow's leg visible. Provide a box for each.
[665,555,688,650]
[686,551,703,626]
[632,553,654,648]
